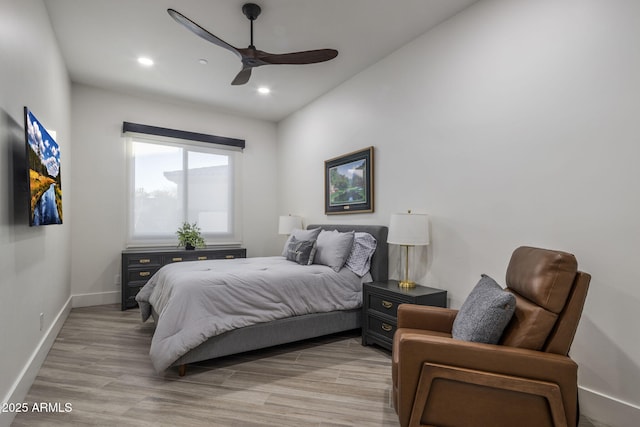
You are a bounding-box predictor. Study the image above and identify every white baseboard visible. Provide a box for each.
[71,290,119,308]
[579,385,640,427]
[0,296,72,427]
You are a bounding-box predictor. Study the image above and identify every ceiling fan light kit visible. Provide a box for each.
[168,3,338,86]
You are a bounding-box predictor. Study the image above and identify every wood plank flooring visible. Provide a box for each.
[13,304,599,426]
[13,305,396,426]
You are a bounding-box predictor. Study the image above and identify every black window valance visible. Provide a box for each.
[122,122,245,149]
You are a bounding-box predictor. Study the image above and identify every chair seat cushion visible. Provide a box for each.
[451,275,516,344]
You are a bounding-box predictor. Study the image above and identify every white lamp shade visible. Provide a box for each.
[278,215,302,235]
[387,213,430,246]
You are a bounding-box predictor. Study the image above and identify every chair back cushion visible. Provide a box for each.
[500,291,559,350]
[505,246,577,313]
[500,247,578,351]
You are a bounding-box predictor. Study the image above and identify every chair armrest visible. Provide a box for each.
[397,332,578,382]
[395,332,578,427]
[397,304,458,333]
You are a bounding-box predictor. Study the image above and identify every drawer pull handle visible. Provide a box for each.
[139,272,151,277]
[381,300,393,309]
[381,323,393,332]
[198,256,208,260]
[172,257,183,262]
[139,259,151,264]
[225,255,235,259]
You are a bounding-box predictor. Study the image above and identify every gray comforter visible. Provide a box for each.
[136,256,364,372]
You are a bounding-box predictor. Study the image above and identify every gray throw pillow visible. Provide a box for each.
[284,236,317,265]
[314,230,355,272]
[345,232,377,277]
[452,274,516,344]
[281,227,321,256]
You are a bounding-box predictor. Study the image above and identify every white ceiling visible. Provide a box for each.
[44,0,478,122]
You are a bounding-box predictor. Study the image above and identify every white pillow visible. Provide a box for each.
[345,232,377,277]
[281,228,321,256]
[314,230,355,272]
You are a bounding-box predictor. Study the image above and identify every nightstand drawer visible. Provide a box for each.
[205,250,245,260]
[367,315,397,341]
[362,280,447,350]
[167,255,189,263]
[127,267,160,282]
[127,254,162,267]
[368,293,401,318]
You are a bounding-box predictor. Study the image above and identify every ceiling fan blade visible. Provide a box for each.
[259,49,338,65]
[231,67,252,85]
[167,9,241,60]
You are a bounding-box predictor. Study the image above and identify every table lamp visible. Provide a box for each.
[387,211,430,288]
[278,215,302,235]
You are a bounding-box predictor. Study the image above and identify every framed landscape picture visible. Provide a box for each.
[325,146,374,215]
[24,107,63,226]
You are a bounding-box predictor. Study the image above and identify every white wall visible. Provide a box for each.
[69,84,279,305]
[277,0,640,425]
[0,0,72,425]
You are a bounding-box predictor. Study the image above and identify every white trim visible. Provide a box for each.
[71,291,119,308]
[0,297,72,427]
[579,385,640,427]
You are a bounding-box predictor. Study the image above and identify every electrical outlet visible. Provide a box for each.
[39,313,44,331]
[115,274,120,286]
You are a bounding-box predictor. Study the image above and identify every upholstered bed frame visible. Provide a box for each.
[151,224,388,376]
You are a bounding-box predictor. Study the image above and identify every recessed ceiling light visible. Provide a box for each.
[198,58,208,65]
[137,57,154,67]
[257,86,271,95]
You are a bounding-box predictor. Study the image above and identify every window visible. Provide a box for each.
[124,123,243,246]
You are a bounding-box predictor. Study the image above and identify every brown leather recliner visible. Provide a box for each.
[392,246,591,427]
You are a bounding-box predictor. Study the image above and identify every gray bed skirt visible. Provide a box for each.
[157,308,361,367]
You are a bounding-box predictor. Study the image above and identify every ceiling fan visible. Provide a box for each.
[167,3,338,86]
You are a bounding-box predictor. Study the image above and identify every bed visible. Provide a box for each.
[136,224,388,375]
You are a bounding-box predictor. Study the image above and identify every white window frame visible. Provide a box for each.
[123,126,243,247]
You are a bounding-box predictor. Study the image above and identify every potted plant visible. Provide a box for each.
[176,221,205,250]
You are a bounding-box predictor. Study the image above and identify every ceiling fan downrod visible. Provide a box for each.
[242,3,261,49]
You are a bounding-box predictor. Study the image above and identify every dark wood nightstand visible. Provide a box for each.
[362,280,447,350]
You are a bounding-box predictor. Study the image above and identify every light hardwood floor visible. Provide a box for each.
[13,304,598,426]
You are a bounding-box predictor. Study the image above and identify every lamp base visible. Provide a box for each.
[398,280,416,289]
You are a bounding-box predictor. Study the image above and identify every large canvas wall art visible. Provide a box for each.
[324,146,374,214]
[24,107,63,226]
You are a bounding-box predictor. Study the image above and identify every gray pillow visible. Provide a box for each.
[345,232,377,277]
[314,230,355,272]
[284,236,317,265]
[281,227,321,256]
[452,274,516,344]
